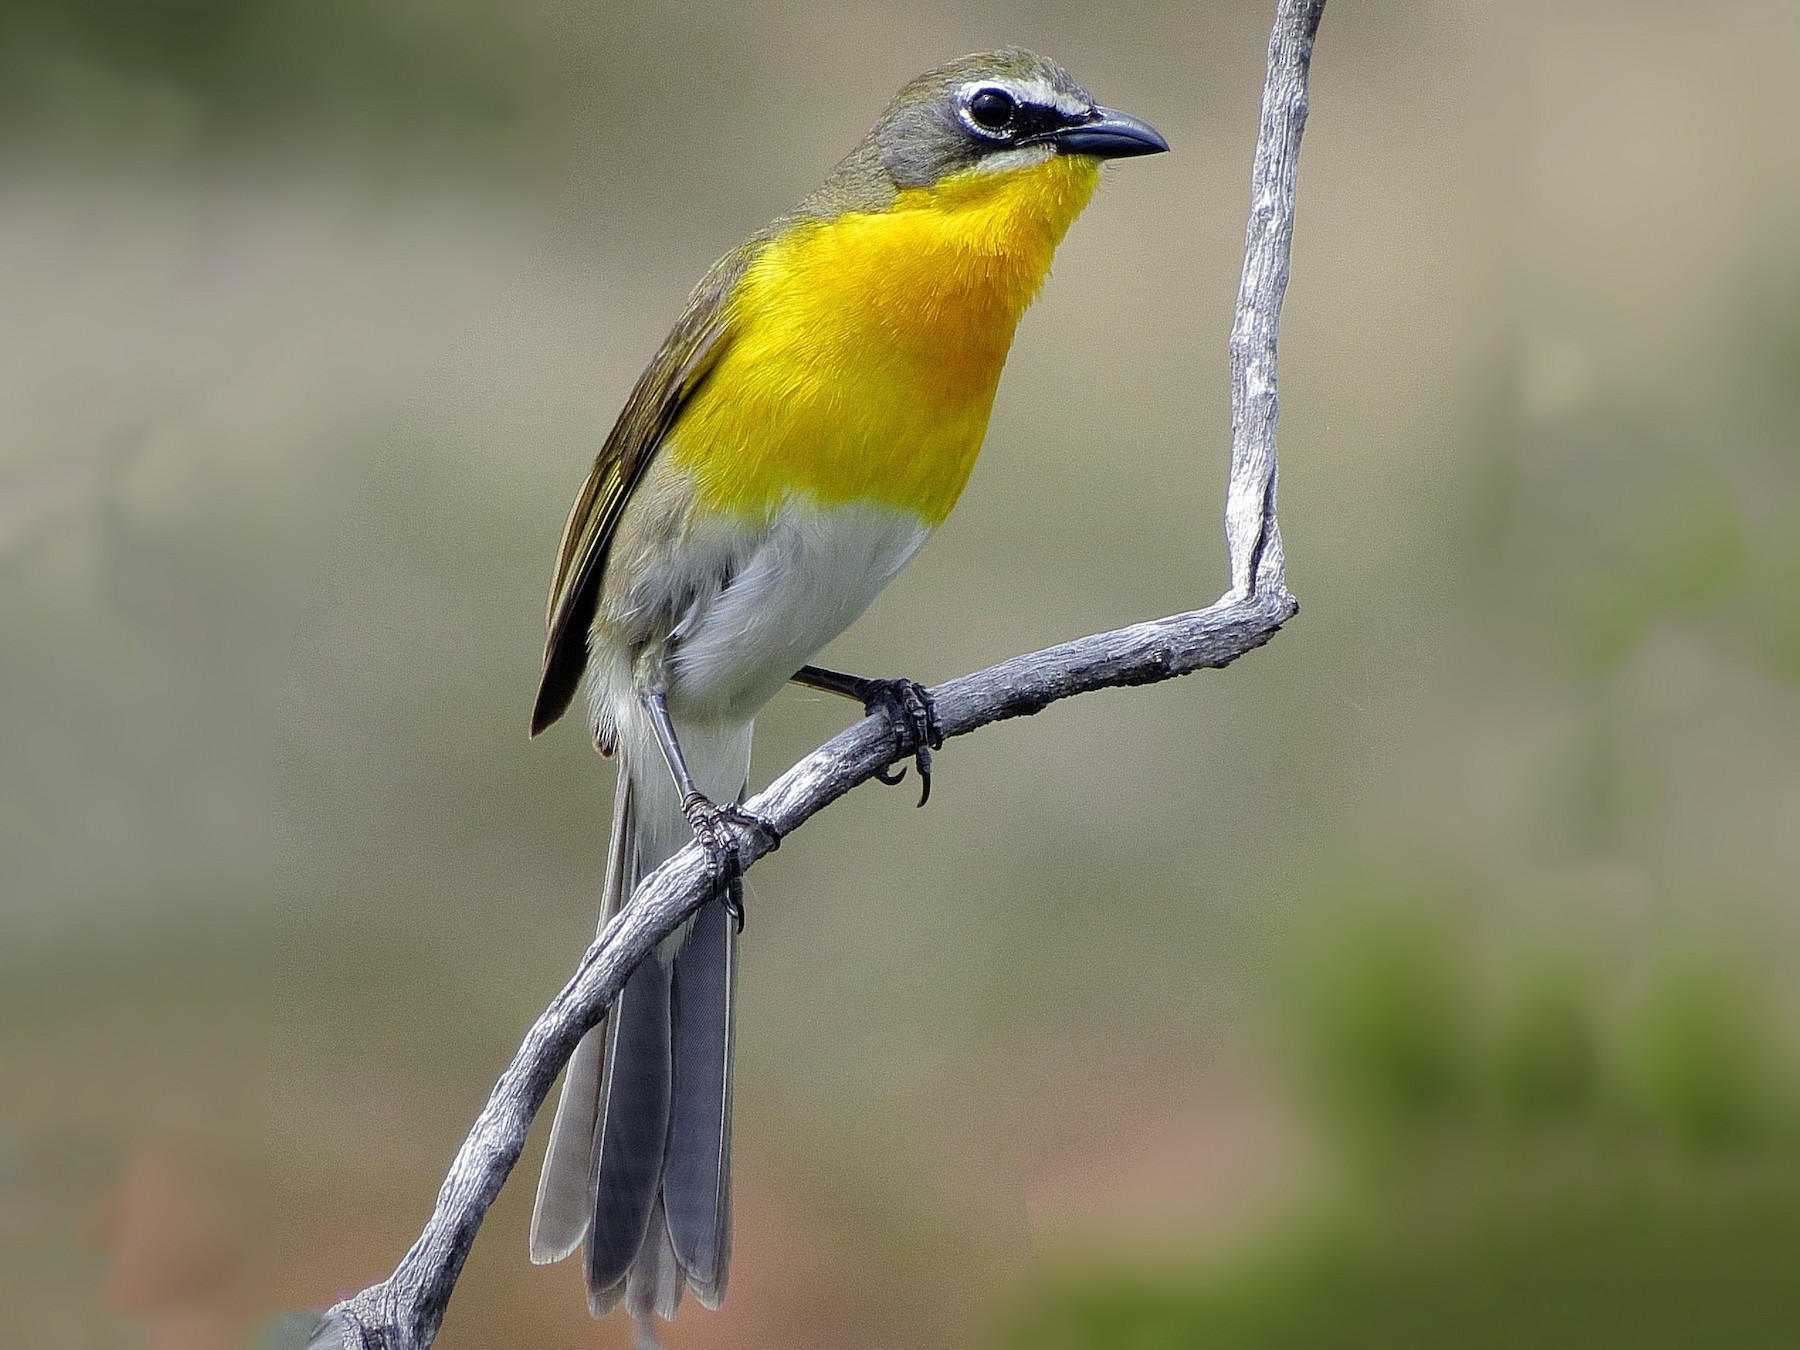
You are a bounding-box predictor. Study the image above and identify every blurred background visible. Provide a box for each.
[4,0,1800,1345]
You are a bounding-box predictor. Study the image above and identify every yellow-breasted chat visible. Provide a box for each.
[526,47,1166,1325]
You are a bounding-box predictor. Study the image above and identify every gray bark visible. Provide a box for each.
[318,2,1324,1344]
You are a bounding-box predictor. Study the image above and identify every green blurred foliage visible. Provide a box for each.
[1286,881,1475,1137]
[1493,965,1602,1124]
[1560,467,1748,677]
[1630,962,1771,1150]
[1010,901,1800,1349]
[1012,1175,1800,1350]
[1282,893,1799,1151]
[1747,511,1800,684]
[0,0,523,150]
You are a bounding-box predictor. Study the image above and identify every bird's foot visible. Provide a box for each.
[860,679,944,807]
[681,793,778,932]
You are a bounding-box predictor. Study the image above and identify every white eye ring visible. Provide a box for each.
[959,84,1017,139]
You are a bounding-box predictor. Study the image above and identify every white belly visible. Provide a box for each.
[668,496,931,721]
[585,491,931,736]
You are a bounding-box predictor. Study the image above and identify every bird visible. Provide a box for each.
[525,47,1167,1328]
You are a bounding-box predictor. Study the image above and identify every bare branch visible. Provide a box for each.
[1228,0,1324,599]
[318,3,1323,1345]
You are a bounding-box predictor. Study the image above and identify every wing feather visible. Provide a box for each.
[530,239,765,735]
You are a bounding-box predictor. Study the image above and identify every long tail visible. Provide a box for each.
[530,716,752,1321]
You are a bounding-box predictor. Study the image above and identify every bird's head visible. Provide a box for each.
[803,49,1168,217]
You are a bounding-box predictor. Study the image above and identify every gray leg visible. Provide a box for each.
[641,687,705,806]
[639,689,776,928]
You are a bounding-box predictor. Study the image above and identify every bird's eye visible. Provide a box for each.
[968,88,1016,133]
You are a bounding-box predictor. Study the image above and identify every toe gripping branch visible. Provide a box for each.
[644,686,779,932]
[680,792,779,933]
[862,679,945,806]
[789,666,945,806]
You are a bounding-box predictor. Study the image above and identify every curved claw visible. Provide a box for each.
[858,679,942,808]
[680,793,779,930]
[722,875,746,934]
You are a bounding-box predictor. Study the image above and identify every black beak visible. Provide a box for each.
[1052,107,1169,159]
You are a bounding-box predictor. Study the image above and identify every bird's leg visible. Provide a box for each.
[789,664,944,807]
[641,689,776,931]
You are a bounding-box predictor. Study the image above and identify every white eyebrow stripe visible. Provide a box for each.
[957,77,1092,120]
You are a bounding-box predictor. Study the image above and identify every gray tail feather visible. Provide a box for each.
[663,891,736,1307]
[529,773,640,1264]
[529,754,742,1319]
[624,1195,684,1328]
[585,945,673,1303]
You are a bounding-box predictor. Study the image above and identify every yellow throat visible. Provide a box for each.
[669,152,1103,525]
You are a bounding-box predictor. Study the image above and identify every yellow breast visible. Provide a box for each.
[669,152,1101,526]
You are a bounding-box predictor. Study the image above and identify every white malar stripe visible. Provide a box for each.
[967,143,1057,177]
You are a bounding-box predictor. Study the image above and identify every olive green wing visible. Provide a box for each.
[530,241,762,736]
